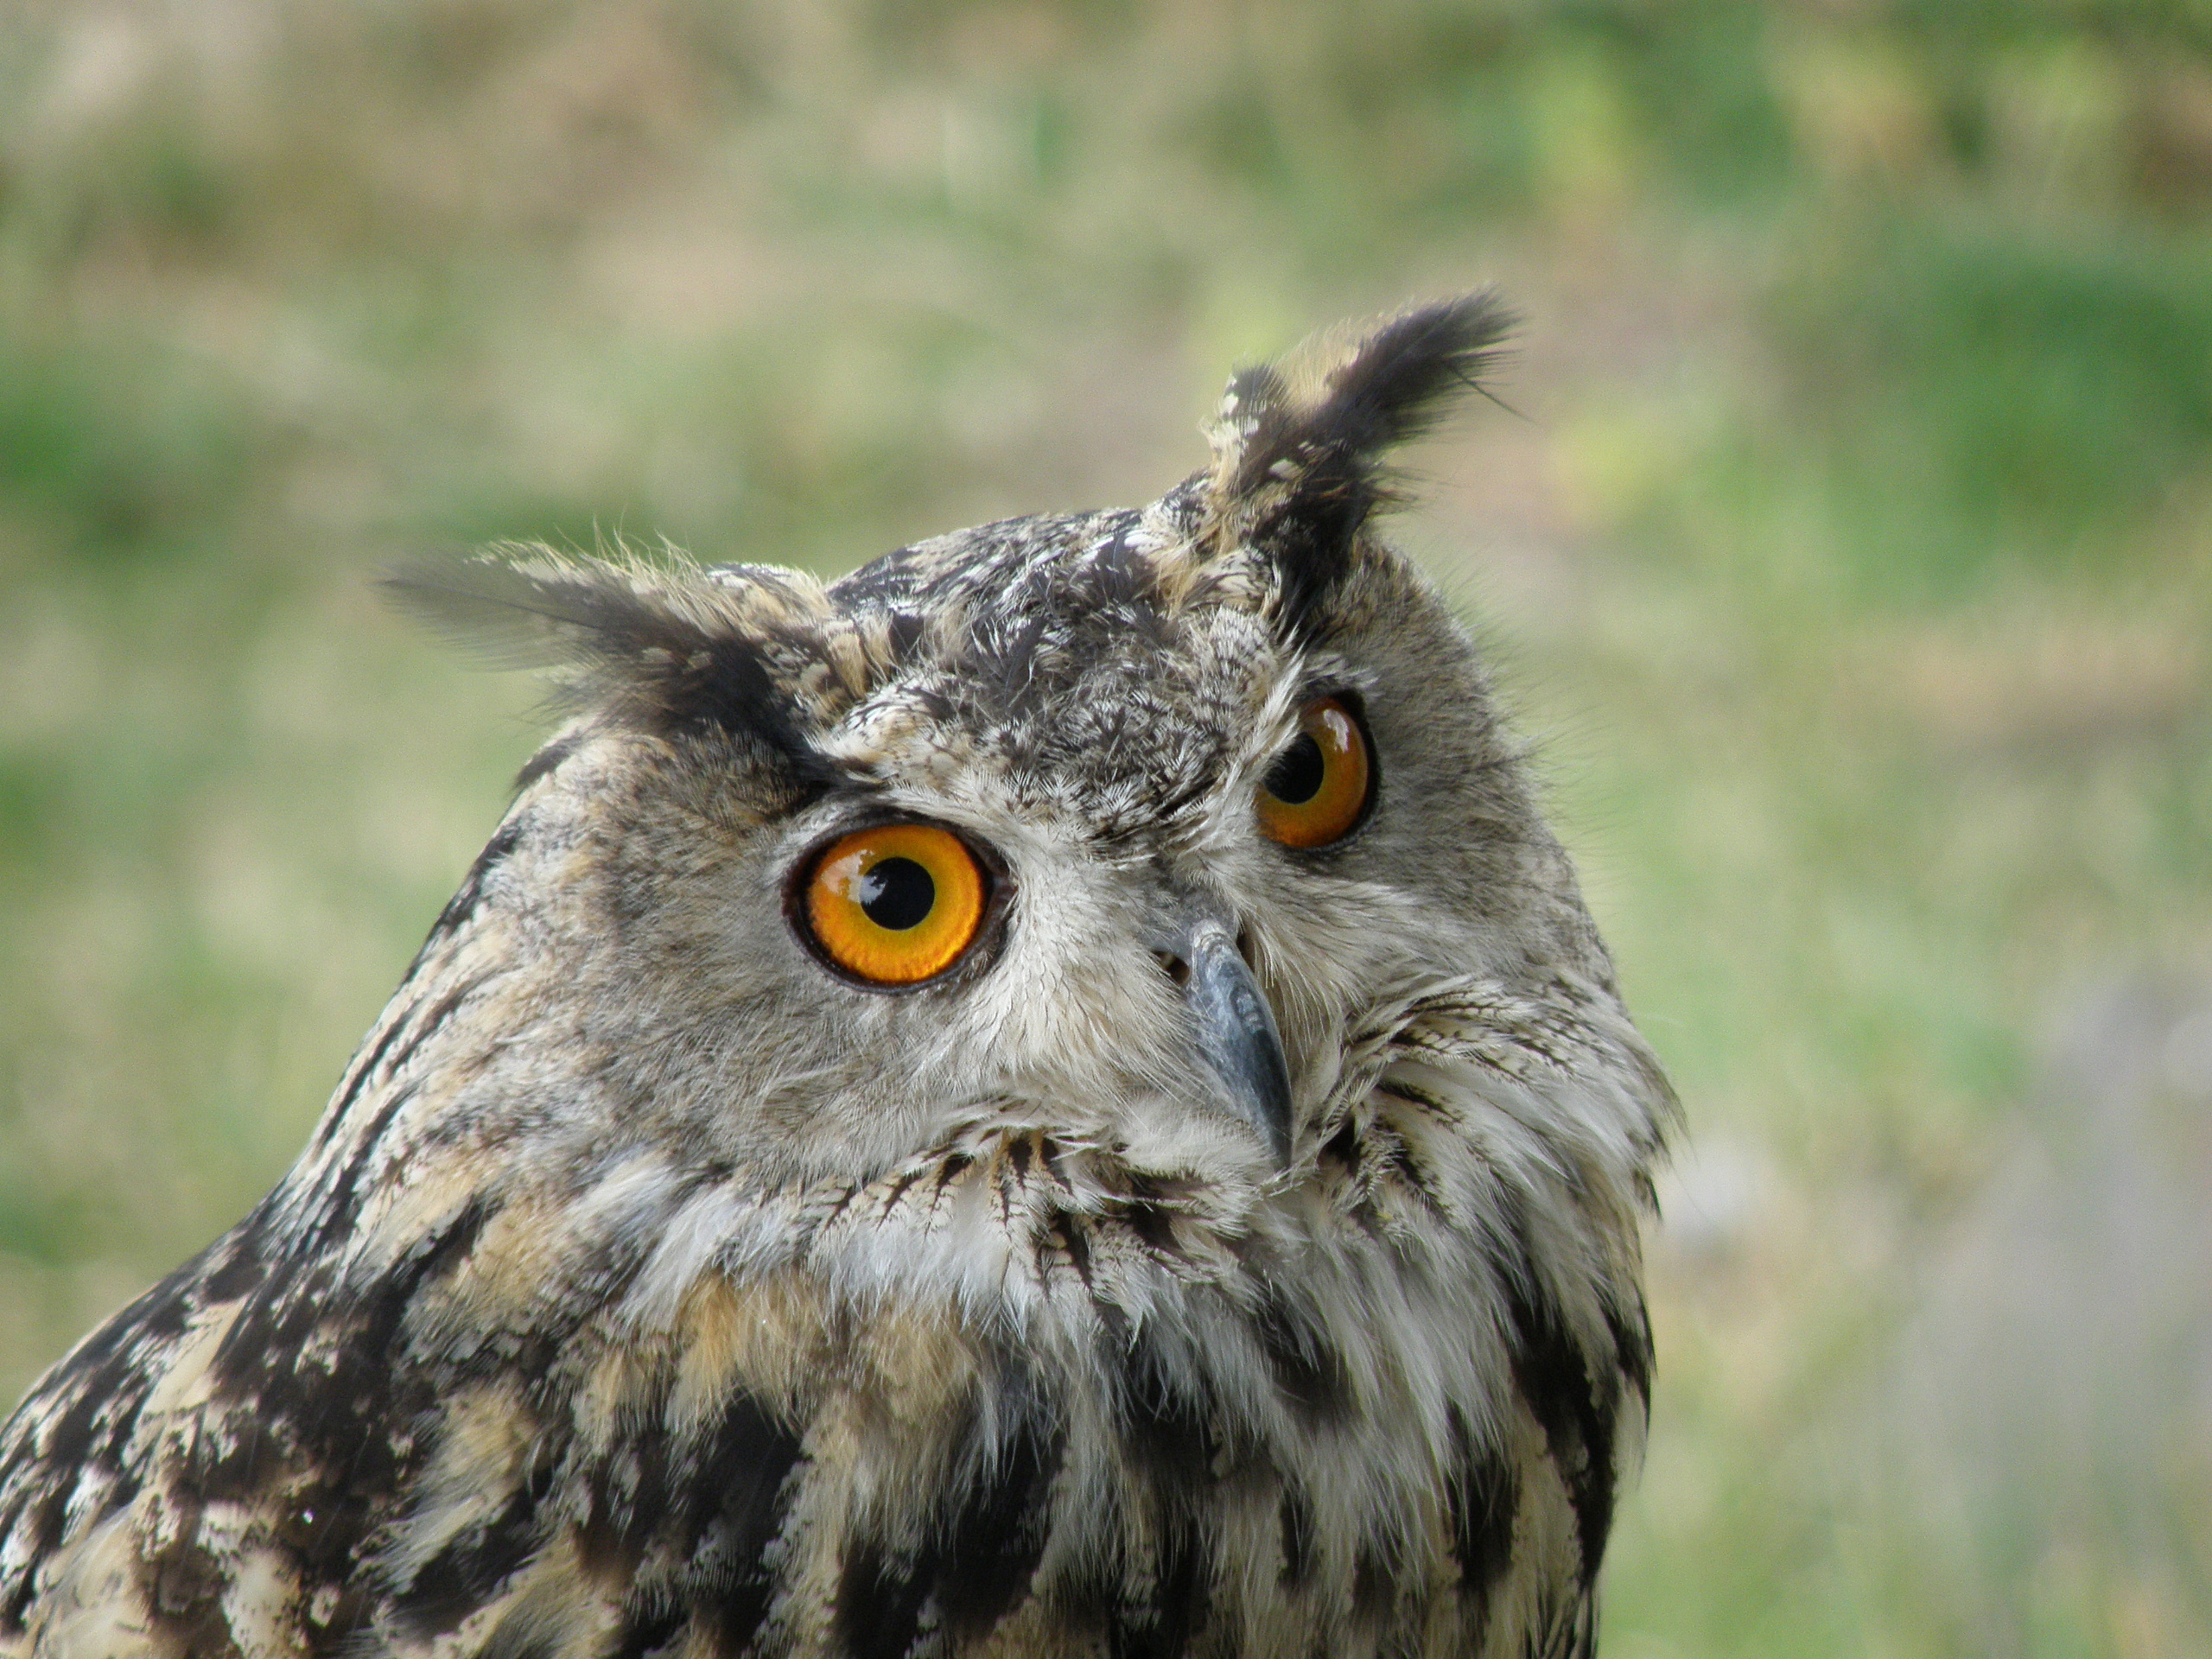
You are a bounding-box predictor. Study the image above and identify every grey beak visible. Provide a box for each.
[1163,915,1294,1167]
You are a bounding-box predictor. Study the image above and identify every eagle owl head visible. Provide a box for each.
[1,296,1674,1659]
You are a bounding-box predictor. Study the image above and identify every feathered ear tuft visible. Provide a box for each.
[1202,292,1514,626]
[382,549,840,787]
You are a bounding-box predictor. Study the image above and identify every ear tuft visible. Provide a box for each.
[382,548,837,786]
[1202,292,1515,624]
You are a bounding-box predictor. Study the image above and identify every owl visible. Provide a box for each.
[0,296,1672,1659]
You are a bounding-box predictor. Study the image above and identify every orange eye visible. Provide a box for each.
[800,823,988,986]
[1256,696,1372,849]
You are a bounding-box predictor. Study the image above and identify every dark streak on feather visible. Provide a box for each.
[1444,1405,1518,1635]
[394,1452,556,1637]
[1250,1287,1351,1427]
[1351,1526,1404,1627]
[302,817,524,1165]
[833,1535,932,1659]
[609,1605,686,1659]
[935,1375,1062,1643]
[1107,1507,1207,1659]
[882,607,925,662]
[1604,1294,1654,1412]
[307,1080,419,1250]
[1108,1338,1221,1481]
[675,1393,807,1655]
[1049,1211,1095,1293]
[581,1389,804,1658]
[417,817,524,957]
[378,971,493,1089]
[1277,1481,1316,1589]
[513,734,578,791]
[315,1003,423,1154]
[0,1236,234,1633]
[1499,1206,1619,1588]
[144,1530,247,1659]
[117,1200,499,1654]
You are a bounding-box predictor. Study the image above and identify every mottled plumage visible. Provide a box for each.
[0,296,1673,1659]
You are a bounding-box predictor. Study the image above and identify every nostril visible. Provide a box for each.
[1154,950,1191,988]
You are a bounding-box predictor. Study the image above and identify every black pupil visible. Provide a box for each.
[856,857,936,931]
[1265,734,1326,804]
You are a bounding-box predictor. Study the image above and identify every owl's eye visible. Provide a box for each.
[799,823,988,986]
[1256,696,1372,849]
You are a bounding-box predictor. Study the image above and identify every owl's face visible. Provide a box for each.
[399,297,1602,1202]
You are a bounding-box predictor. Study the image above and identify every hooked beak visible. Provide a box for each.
[1155,912,1294,1167]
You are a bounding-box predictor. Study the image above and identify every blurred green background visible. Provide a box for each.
[3,1,2209,1651]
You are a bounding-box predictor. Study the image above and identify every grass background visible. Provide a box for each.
[3,1,2209,1651]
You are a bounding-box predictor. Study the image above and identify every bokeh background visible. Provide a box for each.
[3,1,2209,1651]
